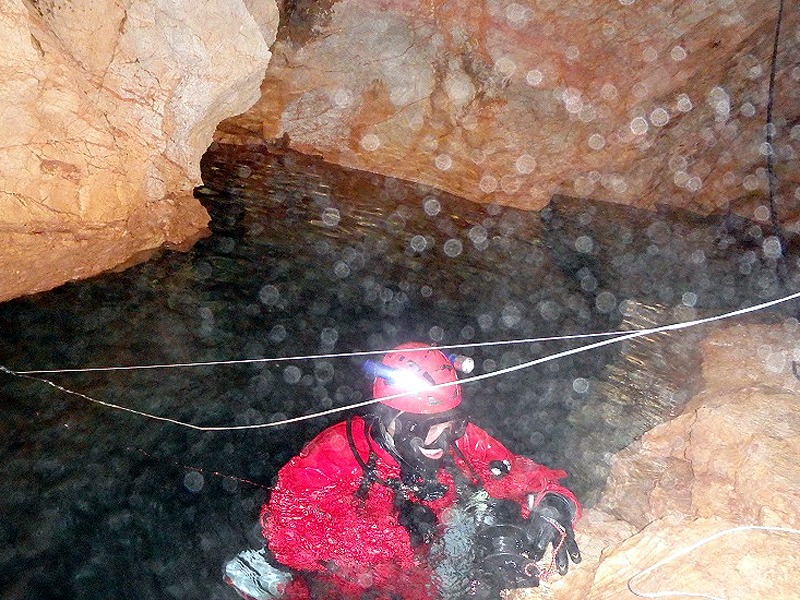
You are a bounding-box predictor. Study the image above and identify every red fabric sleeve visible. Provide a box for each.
[455,423,582,521]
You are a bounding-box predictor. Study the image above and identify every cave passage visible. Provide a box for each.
[0,144,792,600]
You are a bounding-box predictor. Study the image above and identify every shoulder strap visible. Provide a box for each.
[346,416,396,499]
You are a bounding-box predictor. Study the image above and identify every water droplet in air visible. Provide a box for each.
[443,239,463,257]
[468,226,488,245]
[630,117,649,135]
[595,291,617,314]
[673,171,689,187]
[575,235,594,253]
[600,83,618,100]
[332,89,353,107]
[284,366,302,384]
[259,285,281,306]
[410,235,427,252]
[495,56,517,76]
[670,46,687,61]
[506,3,527,23]
[650,108,670,127]
[763,236,782,259]
[184,471,204,493]
[754,205,770,222]
[333,261,351,278]
[525,69,543,86]
[321,208,341,227]
[435,154,453,171]
[423,196,441,216]
[321,327,338,346]
[515,154,537,174]
[428,326,444,342]
[269,325,287,343]
[360,134,380,151]
[588,134,605,150]
[479,175,498,193]
[572,378,590,394]
[741,102,756,117]
[686,177,702,192]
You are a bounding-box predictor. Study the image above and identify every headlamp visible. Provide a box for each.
[386,369,430,393]
[365,361,431,393]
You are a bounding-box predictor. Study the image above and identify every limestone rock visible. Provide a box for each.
[586,515,800,600]
[0,0,278,301]
[599,320,800,529]
[543,508,638,600]
[218,0,800,228]
[565,320,800,599]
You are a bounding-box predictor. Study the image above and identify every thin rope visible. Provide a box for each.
[627,525,800,599]
[16,330,646,375]
[3,290,800,431]
[16,290,800,376]
[766,0,785,235]
[533,516,567,582]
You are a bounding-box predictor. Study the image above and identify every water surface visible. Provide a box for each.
[0,143,792,599]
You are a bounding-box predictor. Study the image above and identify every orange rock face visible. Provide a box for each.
[219,0,800,227]
[4,0,799,300]
[535,320,800,599]
[0,0,278,301]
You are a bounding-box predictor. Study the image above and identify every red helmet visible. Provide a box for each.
[372,342,462,414]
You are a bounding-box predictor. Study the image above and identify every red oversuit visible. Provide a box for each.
[261,416,580,599]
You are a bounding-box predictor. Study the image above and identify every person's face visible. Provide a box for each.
[388,413,466,469]
[419,420,458,459]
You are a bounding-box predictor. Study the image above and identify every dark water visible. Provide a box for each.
[1,143,796,600]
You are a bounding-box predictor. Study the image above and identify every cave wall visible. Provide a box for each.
[2,0,799,301]
[0,0,278,301]
[1,3,798,596]
[532,319,800,600]
[217,0,800,228]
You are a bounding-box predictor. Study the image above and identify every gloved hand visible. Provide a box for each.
[526,494,581,575]
[397,499,438,546]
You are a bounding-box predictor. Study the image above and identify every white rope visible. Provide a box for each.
[16,330,639,375]
[3,290,799,431]
[16,290,800,376]
[627,525,800,599]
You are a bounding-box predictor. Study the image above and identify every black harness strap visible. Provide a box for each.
[346,417,488,503]
[346,416,400,499]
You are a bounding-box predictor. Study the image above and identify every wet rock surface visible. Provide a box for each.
[600,320,800,531]
[530,320,800,600]
[219,0,800,228]
[0,0,278,301]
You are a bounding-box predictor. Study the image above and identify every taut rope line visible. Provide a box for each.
[2,290,799,431]
[14,330,661,375]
